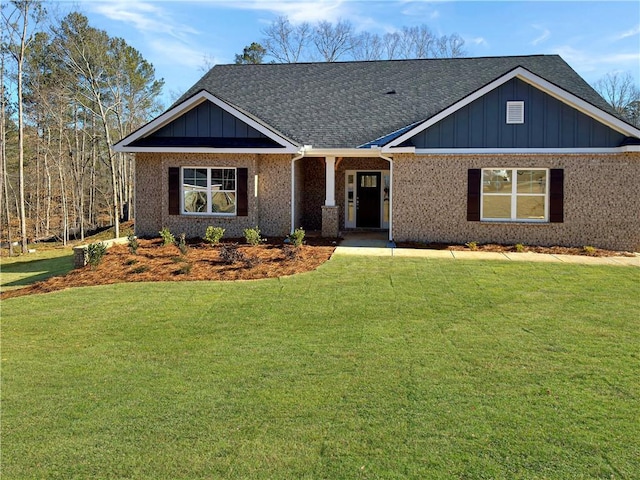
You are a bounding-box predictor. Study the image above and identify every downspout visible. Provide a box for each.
[379,152,394,245]
[290,147,306,234]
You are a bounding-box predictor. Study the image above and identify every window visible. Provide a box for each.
[481,168,548,221]
[182,167,236,215]
[506,101,525,124]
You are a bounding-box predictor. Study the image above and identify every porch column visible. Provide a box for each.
[322,156,339,237]
[324,156,336,206]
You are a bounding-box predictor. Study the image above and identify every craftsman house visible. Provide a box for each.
[114,55,640,251]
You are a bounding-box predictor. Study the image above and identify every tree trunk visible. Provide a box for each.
[17,2,29,253]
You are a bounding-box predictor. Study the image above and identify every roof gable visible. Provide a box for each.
[113,91,299,153]
[386,67,640,149]
[396,75,630,150]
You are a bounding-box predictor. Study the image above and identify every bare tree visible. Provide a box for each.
[262,15,311,63]
[382,32,402,60]
[3,0,44,252]
[399,25,435,59]
[351,31,384,61]
[313,19,355,62]
[593,72,640,127]
[433,34,466,58]
[258,15,466,63]
[0,45,15,255]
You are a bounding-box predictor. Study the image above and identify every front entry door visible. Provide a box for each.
[356,172,381,228]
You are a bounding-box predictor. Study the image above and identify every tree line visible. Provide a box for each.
[236,16,466,64]
[1,0,164,254]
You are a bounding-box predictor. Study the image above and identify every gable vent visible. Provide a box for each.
[506,101,525,124]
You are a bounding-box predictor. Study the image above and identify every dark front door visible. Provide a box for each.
[356,172,381,228]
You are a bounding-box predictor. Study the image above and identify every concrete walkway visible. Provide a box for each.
[334,245,640,267]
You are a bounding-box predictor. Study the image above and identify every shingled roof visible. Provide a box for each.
[176,55,620,149]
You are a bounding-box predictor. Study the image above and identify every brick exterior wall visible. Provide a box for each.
[135,153,291,239]
[135,151,640,251]
[391,152,640,251]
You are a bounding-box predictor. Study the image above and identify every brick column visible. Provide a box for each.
[321,205,339,238]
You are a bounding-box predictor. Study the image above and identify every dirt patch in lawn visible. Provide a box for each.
[2,238,336,299]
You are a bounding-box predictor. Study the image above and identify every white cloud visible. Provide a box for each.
[399,1,441,20]
[551,45,640,82]
[614,24,640,40]
[88,0,199,41]
[472,37,488,47]
[531,25,550,46]
[225,0,350,24]
[148,39,208,70]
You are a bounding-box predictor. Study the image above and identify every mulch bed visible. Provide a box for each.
[1,238,335,300]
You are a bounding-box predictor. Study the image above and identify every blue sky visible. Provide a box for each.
[68,0,640,104]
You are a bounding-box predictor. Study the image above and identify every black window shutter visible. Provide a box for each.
[168,167,180,215]
[237,168,248,217]
[467,169,481,221]
[549,168,564,223]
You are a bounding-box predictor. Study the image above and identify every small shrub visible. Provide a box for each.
[171,256,187,263]
[131,265,149,274]
[283,244,301,261]
[288,227,305,247]
[243,254,261,268]
[244,226,262,246]
[85,242,107,270]
[465,241,478,251]
[125,258,138,266]
[127,234,139,255]
[204,226,225,245]
[159,227,175,246]
[175,262,192,275]
[583,245,596,256]
[515,243,526,253]
[177,233,189,255]
[219,244,246,264]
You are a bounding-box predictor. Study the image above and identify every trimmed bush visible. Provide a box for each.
[288,227,305,247]
[204,226,225,245]
[85,242,107,270]
[244,226,262,246]
[159,227,175,246]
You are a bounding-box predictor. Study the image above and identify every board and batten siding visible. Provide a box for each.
[151,100,269,139]
[402,78,627,149]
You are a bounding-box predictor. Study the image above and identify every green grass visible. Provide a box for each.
[0,248,74,292]
[2,256,639,479]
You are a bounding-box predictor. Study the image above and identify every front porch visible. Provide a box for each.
[292,155,393,241]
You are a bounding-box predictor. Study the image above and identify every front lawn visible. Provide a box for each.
[0,248,74,292]
[2,256,638,479]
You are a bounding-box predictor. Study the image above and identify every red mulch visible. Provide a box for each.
[1,238,335,300]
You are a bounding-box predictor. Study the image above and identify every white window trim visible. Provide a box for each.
[481,168,549,222]
[506,101,525,124]
[181,166,237,216]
